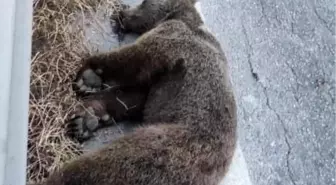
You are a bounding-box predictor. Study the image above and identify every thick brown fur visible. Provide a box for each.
[42,0,237,184]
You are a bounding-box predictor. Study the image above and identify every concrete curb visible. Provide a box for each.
[220,145,253,185]
[0,0,32,184]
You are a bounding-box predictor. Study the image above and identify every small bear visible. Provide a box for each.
[41,0,237,184]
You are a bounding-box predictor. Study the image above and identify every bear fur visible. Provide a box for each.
[41,0,237,184]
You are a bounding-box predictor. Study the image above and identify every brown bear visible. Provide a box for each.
[41,0,237,184]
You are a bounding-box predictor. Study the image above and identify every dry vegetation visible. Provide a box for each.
[28,0,122,182]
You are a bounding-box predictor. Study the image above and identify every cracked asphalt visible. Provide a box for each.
[201,0,335,184]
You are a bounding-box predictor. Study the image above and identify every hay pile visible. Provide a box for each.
[28,0,122,182]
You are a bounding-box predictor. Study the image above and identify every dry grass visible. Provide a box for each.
[28,0,122,182]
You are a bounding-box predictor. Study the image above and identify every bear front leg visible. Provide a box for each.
[68,87,147,142]
[74,42,174,93]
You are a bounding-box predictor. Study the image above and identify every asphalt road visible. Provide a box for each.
[201,0,335,184]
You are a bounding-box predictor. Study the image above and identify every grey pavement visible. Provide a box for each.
[80,0,335,185]
[201,0,335,184]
